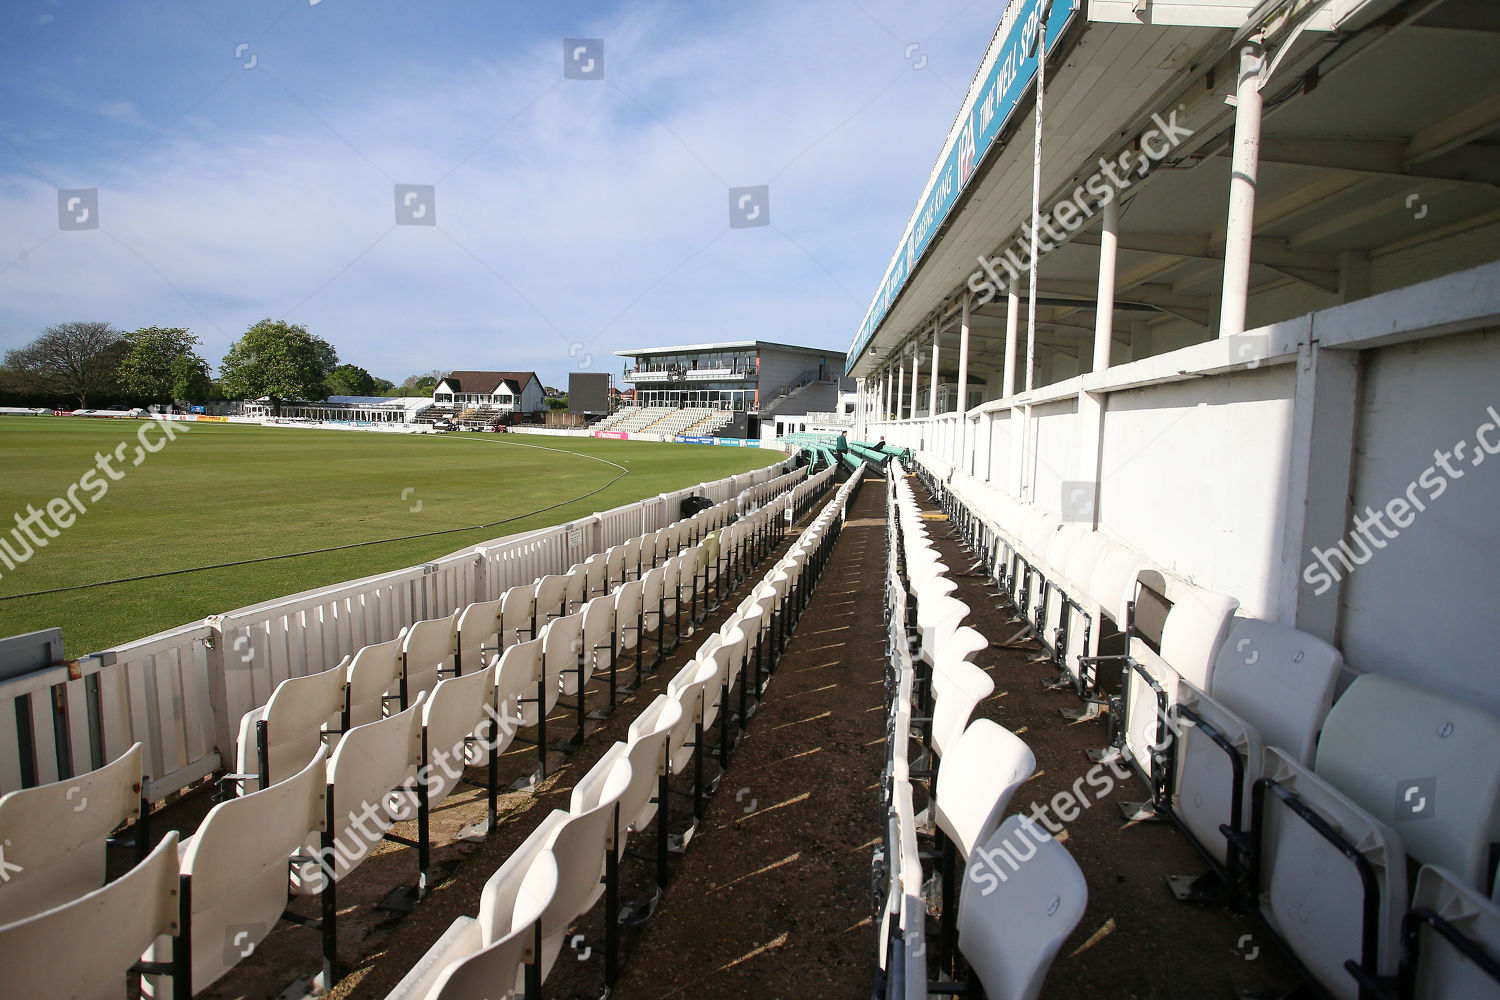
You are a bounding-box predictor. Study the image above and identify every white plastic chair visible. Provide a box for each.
[0,830,181,1000]
[402,610,459,708]
[0,742,144,926]
[953,815,1088,1000]
[344,632,405,728]
[233,664,343,793]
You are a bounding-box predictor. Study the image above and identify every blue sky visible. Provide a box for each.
[0,0,999,388]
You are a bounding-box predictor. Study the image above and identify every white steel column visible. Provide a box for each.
[1002,288,1019,399]
[957,295,971,462]
[897,357,906,421]
[928,319,941,417]
[1093,198,1118,373]
[1219,37,1265,339]
[910,349,920,419]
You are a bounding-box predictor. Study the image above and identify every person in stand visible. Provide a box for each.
[836,430,848,454]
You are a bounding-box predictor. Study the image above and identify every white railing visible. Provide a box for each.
[0,459,794,803]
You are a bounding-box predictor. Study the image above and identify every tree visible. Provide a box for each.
[397,370,448,396]
[371,376,395,394]
[3,321,124,407]
[116,327,213,406]
[219,319,339,409]
[324,363,377,398]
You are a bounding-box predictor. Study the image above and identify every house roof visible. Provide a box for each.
[437,371,541,395]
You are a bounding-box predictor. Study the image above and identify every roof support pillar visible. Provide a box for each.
[897,355,906,421]
[928,319,941,417]
[1219,37,1266,339]
[1003,288,1019,400]
[1093,198,1119,373]
[957,294,971,461]
[910,347,921,420]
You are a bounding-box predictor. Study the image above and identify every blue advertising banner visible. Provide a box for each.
[675,435,717,445]
[846,0,1078,375]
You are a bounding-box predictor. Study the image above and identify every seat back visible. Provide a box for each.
[541,612,583,705]
[605,545,625,587]
[1062,532,1111,596]
[580,595,615,683]
[666,658,721,773]
[640,566,665,623]
[534,574,570,624]
[345,633,404,727]
[0,742,143,925]
[958,815,1088,1000]
[1123,587,1238,769]
[169,748,327,991]
[244,665,344,789]
[1172,682,1264,867]
[934,719,1036,860]
[1088,549,1149,629]
[563,564,586,614]
[496,638,544,730]
[403,611,459,706]
[1409,864,1500,1000]
[1316,673,1500,887]
[1209,617,1342,764]
[297,696,425,892]
[456,596,504,673]
[539,756,630,951]
[716,627,749,695]
[931,662,995,759]
[501,585,537,646]
[614,580,643,650]
[623,696,682,832]
[0,830,180,1000]
[422,663,497,805]
[583,552,607,598]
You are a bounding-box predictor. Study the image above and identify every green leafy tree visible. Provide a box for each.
[116,326,213,405]
[397,370,448,396]
[3,321,124,407]
[219,319,339,410]
[371,376,395,394]
[324,363,377,397]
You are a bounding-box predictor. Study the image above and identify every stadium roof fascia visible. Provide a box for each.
[615,340,848,359]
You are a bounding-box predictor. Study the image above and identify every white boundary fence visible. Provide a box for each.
[0,462,804,803]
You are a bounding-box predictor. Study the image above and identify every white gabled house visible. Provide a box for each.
[431,370,544,415]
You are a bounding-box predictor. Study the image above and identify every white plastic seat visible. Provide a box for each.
[1172,618,1343,865]
[1407,864,1500,1000]
[583,551,608,600]
[610,579,642,680]
[500,584,537,647]
[533,575,570,630]
[344,633,405,727]
[540,612,584,707]
[624,696,683,834]
[495,638,550,739]
[1122,587,1239,776]
[0,830,181,1000]
[1315,673,1500,888]
[933,719,1036,862]
[930,662,995,760]
[144,748,327,995]
[577,595,615,696]
[385,842,558,1000]
[563,563,587,614]
[568,743,634,912]
[403,610,459,707]
[605,545,626,589]
[292,696,425,895]
[665,658,722,775]
[0,742,144,925]
[455,596,503,674]
[418,662,497,806]
[957,815,1088,1000]
[233,664,343,792]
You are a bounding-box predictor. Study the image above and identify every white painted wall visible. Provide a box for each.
[1338,327,1500,716]
[1097,365,1296,617]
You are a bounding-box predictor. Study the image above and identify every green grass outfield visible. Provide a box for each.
[0,418,781,656]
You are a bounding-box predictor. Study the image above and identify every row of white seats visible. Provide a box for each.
[917,454,1500,1000]
[382,466,865,999]
[878,464,1087,999]
[0,470,823,997]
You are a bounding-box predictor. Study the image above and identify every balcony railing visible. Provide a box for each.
[623,365,757,382]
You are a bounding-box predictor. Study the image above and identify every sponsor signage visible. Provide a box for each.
[846,0,1077,375]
